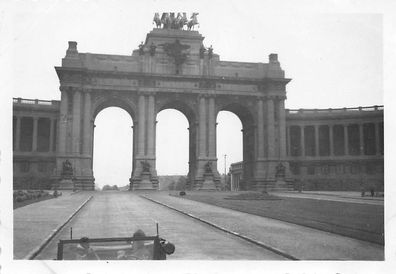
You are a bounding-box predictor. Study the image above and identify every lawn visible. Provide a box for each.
[176,191,384,245]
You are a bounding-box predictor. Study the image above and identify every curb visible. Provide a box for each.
[140,195,298,260]
[24,195,93,260]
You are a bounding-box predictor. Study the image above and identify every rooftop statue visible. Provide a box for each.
[161,39,190,74]
[153,12,198,30]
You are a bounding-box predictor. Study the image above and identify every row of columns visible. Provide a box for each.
[256,96,287,159]
[13,115,56,152]
[57,87,94,182]
[59,88,94,156]
[136,93,156,159]
[56,87,288,189]
[197,95,217,159]
[287,123,383,157]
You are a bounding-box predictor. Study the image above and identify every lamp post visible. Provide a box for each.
[224,154,227,186]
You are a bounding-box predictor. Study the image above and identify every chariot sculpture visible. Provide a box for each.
[153,12,199,30]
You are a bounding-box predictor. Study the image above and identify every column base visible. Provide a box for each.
[193,173,220,190]
[250,177,294,192]
[130,172,159,190]
[52,175,95,191]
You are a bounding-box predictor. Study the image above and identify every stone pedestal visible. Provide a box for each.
[57,178,74,190]
[197,173,217,190]
[132,172,157,190]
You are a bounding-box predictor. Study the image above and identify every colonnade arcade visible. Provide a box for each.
[55,85,290,190]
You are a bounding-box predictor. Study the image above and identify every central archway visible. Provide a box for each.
[155,97,198,189]
[156,109,189,190]
[93,107,133,190]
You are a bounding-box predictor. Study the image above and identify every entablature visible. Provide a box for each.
[55,67,290,97]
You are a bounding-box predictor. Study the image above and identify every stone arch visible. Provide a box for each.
[91,95,137,186]
[156,98,197,125]
[216,100,257,190]
[92,95,137,122]
[156,98,199,188]
[217,102,255,128]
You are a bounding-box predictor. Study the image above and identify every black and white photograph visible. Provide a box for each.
[0,0,395,273]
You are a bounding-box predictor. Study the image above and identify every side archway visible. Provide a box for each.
[216,100,257,190]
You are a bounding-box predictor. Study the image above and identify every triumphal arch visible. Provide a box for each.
[52,13,291,190]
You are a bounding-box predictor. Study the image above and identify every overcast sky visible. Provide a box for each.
[1,0,388,188]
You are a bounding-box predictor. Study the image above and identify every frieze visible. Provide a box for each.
[258,81,286,92]
[60,72,84,83]
[138,78,156,87]
[198,79,216,89]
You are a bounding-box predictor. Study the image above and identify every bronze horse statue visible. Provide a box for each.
[187,13,199,30]
[153,13,161,28]
[154,12,199,30]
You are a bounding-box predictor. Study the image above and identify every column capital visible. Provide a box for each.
[198,93,212,99]
[265,95,276,100]
[72,87,83,93]
[137,90,154,96]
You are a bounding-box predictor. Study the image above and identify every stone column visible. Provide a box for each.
[286,126,291,157]
[257,98,265,158]
[137,94,146,157]
[83,92,92,155]
[375,122,380,155]
[359,123,364,155]
[344,124,349,156]
[300,126,305,157]
[266,98,275,158]
[278,99,287,158]
[15,116,21,151]
[131,125,135,172]
[147,94,156,157]
[59,89,69,154]
[72,90,82,154]
[91,123,95,170]
[314,125,319,157]
[208,96,216,157]
[329,124,334,156]
[199,96,207,157]
[49,118,55,152]
[32,117,38,152]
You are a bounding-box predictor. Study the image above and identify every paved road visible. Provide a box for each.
[14,191,92,259]
[143,192,384,260]
[35,191,286,260]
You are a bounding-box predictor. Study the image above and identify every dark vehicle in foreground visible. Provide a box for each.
[57,226,175,260]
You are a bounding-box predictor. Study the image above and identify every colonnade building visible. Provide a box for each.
[12,25,384,191]
[230,106,384,191]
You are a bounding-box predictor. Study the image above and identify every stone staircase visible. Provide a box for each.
[266,179,295,192]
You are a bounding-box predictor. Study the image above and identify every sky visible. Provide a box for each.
[0,0,390,188]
